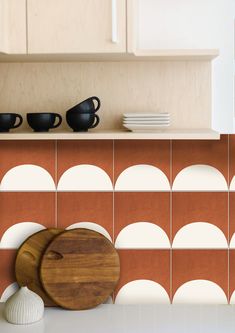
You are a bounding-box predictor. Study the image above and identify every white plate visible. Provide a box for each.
[123,124,170,132]
[123,120,170,125]
[123,113,169,118]
[123,117,170,121]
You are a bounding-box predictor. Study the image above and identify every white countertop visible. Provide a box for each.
[1,303,235,333]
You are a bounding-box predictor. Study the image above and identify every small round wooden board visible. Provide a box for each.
[40,228,120,310]
[15,228,63,306]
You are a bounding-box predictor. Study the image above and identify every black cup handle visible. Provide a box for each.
[91,96,101,112]
[90,114,100,129]
[51,114,62,129]
[12,114,23,129]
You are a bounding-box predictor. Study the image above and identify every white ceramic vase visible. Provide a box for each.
[4,286,44,325]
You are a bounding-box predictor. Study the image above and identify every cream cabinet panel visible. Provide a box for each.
[27,0,126,54]
[0,0,26,54]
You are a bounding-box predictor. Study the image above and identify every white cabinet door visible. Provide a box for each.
[0,0,26,54]
[134,0,235,133]
[27,0,126,54]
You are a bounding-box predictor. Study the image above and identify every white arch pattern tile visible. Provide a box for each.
[229,233,235,248]
[57,165,113,191]
[230,176,235,191]
[0,164,56,191]
[115,165,170,191]
[0,222,45,249]
[172,222,228,249]
[0,283,19,302]
[172,165,228,191]
[229,290,235,304]
[115,222,170,249]
[115,280,170,304]
[66,222,112,242]
[173,280,228,304]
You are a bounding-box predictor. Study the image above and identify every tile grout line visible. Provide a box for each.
[112,140,115,243]
[112,139,115,303]
[55,140,58,228]
[170,139,173,302]
[228,135,230,303]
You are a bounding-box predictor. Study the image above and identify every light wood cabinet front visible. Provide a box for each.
[27,0,126,54]
[0,0,26,54]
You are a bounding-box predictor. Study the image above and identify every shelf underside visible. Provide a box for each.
[0,129,220,140]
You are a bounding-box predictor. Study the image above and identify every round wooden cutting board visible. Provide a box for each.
[15,228,63,306]
[40,228,120,310]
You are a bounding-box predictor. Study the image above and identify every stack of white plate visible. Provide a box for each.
[123,113,170,132]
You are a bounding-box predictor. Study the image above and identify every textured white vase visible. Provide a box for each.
[4,286,44,325]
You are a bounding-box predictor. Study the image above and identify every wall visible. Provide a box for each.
[137,0,235,133]
[0,136,235,304]
[0,61,211,130]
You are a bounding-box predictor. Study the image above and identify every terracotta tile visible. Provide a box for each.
[172,192,228,240]
[229,250,235,299]
[57,140,113,183]
[0,250,17,296]
[229,192,235,242]
[57,192,113,239]
[229,134,235,184]
[114,140,171,183]
[172,135,229,183]
[114,192,170,241]
[172,250,228,297]
[0,140,56,182]
[0,192,56,238]
[115,250,170,298]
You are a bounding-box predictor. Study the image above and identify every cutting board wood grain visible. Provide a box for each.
[15,228,63,306]
[40,228,120,310]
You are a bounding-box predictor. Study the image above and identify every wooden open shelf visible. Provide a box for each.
[0,49,219,62]
[0,129,220,140]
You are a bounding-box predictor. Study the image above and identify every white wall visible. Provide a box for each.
[137,0,235,133]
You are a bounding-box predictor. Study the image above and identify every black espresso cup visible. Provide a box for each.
[27,113,62,132]
[66,112,100,132]
[67,96,101,114]
[0,113,23,132]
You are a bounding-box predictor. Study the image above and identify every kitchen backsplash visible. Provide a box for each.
[0,136,235,304]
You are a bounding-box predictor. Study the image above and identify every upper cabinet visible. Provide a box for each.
[27,0,127,54]
[0,0,26,54]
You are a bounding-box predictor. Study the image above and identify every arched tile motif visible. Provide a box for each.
[115,165,170,191]
[114,192,170,242]
[0,140,56,184]
[115,280,170,304]
[114,140,171,185]
[172,250,228,300]
[172,222,228,249]
[229,234,235,248]
[0,222,45,249]
[0,282,19,302]
[172,192,228,243]
[173,280,228,304]
[172,165,228,191]
[57,192,113,238]
[230,291,235,304]
[0,165,56,191]
[172,136,228,184]
[66,222,112,242]
[57,140,113,185]
[0,192,56,240]
[115,222,170,249]
[57,165,113,191]
[230,176,235,191]
[116,250,170,299]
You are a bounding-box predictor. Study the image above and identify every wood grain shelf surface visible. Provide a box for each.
[0,129,220,140]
